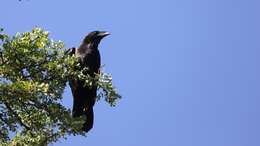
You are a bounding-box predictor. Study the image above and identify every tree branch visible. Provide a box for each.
[4,102,30,130]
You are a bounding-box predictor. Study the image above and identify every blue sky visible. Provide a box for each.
[1,0,260,146]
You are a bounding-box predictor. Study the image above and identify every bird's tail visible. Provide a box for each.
[82,107,94,132]
[72,98,94,133]
[72,99,84,118]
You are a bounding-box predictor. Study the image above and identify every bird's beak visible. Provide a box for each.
[98,31,110,38]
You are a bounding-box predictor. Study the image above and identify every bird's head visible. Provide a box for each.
[82,31,110,48]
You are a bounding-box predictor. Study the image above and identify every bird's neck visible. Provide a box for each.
[77,42,98,54]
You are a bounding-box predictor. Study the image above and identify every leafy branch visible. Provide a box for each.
[0,28,121,145]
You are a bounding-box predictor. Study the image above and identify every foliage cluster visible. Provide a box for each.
[0,28,121,145]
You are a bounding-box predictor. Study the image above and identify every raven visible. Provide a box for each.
[69,31,110,132]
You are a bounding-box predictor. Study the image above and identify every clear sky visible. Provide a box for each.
[1,0,260,146]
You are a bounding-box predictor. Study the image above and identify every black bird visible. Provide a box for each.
[69,31,110,132]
